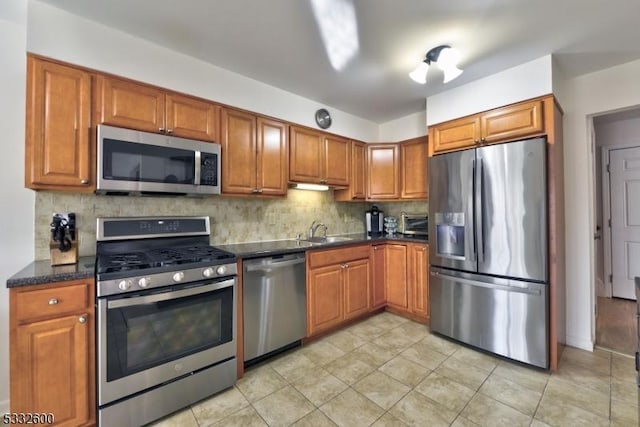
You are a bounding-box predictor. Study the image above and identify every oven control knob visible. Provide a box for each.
[118,280,131,291]
[138,277,151,288]
[173,272,185,282]
[216,266,227,276]
[202,268,214,278]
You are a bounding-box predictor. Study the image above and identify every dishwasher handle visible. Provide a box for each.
[244,256,305,273]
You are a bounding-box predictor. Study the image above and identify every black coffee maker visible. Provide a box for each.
[366,205,384,236]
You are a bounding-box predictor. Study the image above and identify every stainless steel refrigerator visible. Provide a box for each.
[429,137,549,368]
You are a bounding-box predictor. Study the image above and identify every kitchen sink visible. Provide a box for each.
[299,236,354,244]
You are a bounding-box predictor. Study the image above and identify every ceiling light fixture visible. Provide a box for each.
[409,45,463,84]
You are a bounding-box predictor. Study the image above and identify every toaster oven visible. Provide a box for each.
[399,212,428,236]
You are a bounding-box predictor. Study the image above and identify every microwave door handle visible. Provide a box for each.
[194,151,201,185]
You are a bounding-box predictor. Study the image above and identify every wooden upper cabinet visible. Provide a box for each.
[96,75,219,141]
[430,115,480,155]
[400,136,428,199]
[95,75,164,133]
[334,140,365,201]
[221,109,288,196]
[430,97,546,156]
[165,93,220,142]
[481,99,543,143]
[25,56,93,191]
[324,135,350,186]
[367,144,400,200]
[221,108,257,194]
[257,117,288,195]
[290,126,324,183]
[289,126,350,186]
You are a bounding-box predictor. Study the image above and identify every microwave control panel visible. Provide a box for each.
[201,153,218,186]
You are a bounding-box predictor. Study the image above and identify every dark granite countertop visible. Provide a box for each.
[216,233,428,259]
[6,235,428,287]
[6,256,96,288]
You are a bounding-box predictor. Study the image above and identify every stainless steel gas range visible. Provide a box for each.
[95,216,237,427]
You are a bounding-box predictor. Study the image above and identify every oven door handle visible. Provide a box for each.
[107,279,234,309]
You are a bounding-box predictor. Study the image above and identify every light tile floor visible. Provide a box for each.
[150,312,638,427]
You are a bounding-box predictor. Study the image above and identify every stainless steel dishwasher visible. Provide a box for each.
[243,252,306,363]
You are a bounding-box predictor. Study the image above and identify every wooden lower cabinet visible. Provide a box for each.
[370,244,386,309]
[10,279,95,427]
[384,244,409,310]
[377,242,429,322]
[306,245,371,337]
[408,243,429,320]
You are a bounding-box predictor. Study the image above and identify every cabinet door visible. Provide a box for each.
[11,314,91,426]
[430,115,481,155]
[25,57,93,190]
[257,117,288,195]
[367,144,400,199]
[95,75,165,133]
[221,108,257,194]
[481,99,543,144]
[408,244,429,319]
[385,244,408,310]
[307,265,344,336]
[401,137,428,199]
[343,258,370,320]
[324,135,350,186]
[290,126,324,184]
[334,140,365,201]
[165,93,220,142]
[370,244,386,309]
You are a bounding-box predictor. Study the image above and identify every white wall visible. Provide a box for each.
[426,55,553,126]
[27,0,379,142]
[561,58,640,350]
[378,110,427,142]
[0,0,31,413]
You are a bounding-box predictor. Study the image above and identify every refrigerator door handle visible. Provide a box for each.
[475,157,485,263]
[430,271,541,296]
[471,158,477,262]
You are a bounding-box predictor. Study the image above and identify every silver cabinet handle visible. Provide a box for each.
[78,314,87,324]
[166,129,173,134]
[80,179,88,184]
[48,298,59,305]
[159,127,165,132]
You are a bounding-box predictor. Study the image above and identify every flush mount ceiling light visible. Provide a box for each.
[409,45,463,84]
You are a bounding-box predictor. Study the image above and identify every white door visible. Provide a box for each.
[609,146,640,299]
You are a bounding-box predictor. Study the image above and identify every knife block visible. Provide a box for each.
[50,237,78,266]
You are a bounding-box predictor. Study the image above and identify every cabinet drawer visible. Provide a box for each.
[14,282,91,323]
[308,244,370,268]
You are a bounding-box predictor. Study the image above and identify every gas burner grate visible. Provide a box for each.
[98,252,151,274]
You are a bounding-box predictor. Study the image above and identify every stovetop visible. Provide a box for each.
[97,245,236,275]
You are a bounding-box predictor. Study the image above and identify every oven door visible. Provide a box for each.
[98,278,236,406]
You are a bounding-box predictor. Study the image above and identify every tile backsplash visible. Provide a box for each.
[34,191,429,259]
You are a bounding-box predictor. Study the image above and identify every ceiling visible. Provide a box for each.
[37,0,640,123]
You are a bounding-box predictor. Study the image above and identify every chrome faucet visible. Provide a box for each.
[309,220,327,239]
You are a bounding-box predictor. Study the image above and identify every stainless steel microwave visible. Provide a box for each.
[399,212,428,236]
[97,125,220,196]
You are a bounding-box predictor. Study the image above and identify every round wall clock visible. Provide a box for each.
[315,108,332,129]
